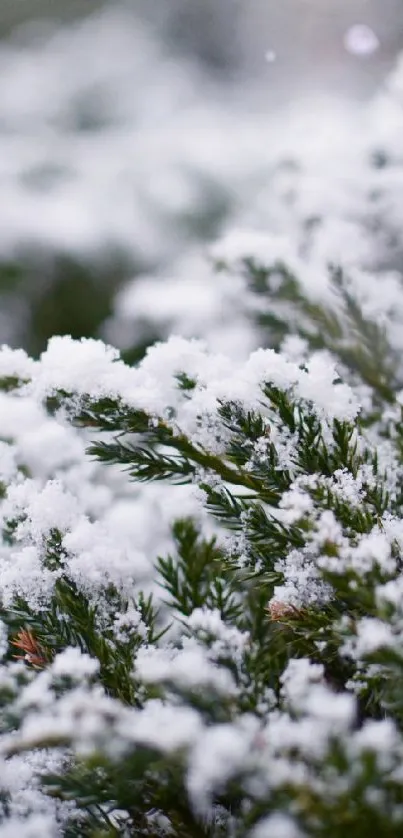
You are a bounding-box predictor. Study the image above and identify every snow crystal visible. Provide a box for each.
[380,516,403,556]
[103,482,206,564]
[0,619,8,659]
[0,394,86,480]
[0,441,17,484]
[328,529,397,579]
[146,811,174,835]
[135,642,237,695]
[251,813,303,838]
[109,251,256,361]
[351,531,395,575]
[352,719,399,772]
[342,617,394,659]
[17,420,86,479]
[0,544,56,609]
[280,335,309,364]
[278,486,314,525]
[13,685,126,757]
[281,660,354,732]
[0,345,34,381]
[63,517,151,594]
[300,354,358,421]
[266,713,335,762]
[304,685,355,730]
[0,814,57,838]
[332,468,367,505]
[4,479,80,545]
[19,332,360,445]
[125,700,202,753]
[50,647,100,680]
[113,607,148,642]
[273,539,333,609]
[376,576,403,610]
[0,750,74,832]
[186,607,249,665]
[210,229,302,275]
[15,670,55,713]
[31,335,125,402]
[187,720,259,812]
[280,658,324,710]
[343,25,380,57]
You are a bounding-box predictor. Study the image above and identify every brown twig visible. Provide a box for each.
[11,628,48,668]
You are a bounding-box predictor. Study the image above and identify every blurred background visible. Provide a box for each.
[0,0,402,360]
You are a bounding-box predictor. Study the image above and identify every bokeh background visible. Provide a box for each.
[0,0,401,360]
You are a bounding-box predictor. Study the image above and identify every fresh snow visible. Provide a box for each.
[1,5,403,834]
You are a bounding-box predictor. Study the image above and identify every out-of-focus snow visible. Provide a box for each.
[0,2,401,356]
[343,25,380,57]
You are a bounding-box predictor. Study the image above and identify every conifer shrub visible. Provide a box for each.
[1,249,403,837]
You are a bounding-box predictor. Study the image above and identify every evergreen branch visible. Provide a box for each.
[234,257,400,402]
[84,407,276,500]
[89,439,196,484]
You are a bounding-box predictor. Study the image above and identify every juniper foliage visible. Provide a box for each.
[1,254,403,838]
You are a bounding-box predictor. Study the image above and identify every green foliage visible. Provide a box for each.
[0,248,130,357]
[219,256,400,403]
[2,252,403,837]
